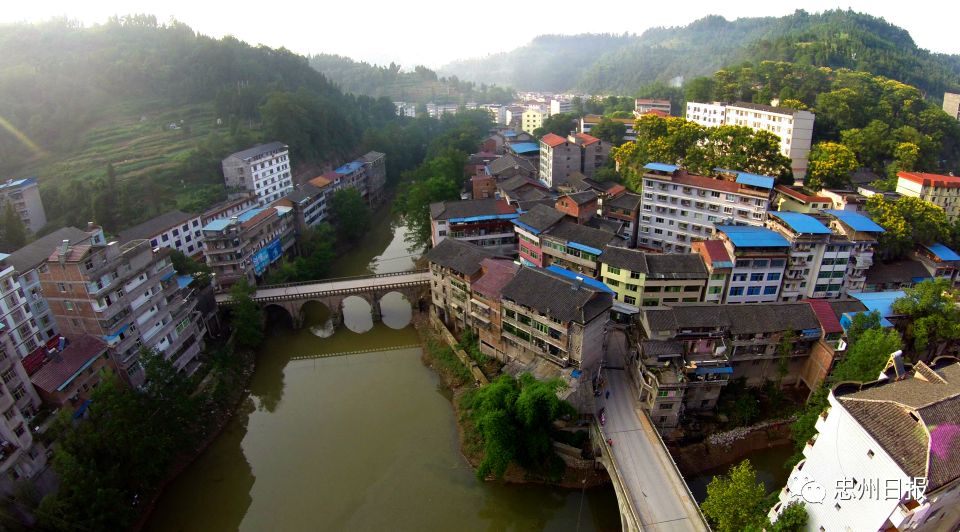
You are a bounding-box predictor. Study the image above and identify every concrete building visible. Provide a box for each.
[822,210,885,293]
[40,229,206,386]
[634,98,671,116]
[555,191,599,225]
[199,193,259,227]
[550,98,573,116]
[601,191,643,247]
[913,242,960,286]
[770,356,960,532]
[0,178,46,234]
[277,176,332,234]
[29,335,111,408]
[600,246,707,307]
[359,151,387,206]
[539,221,621,278]
[429,199,519,256]
[539,133,579,188]
[487,153,538,181]
[514,205,568,268]
[497,175,551,205]
[118,211,204,259]
[944,92,960,120]
[818,188,868,213]
[570,133,610,179]
[713,225,790,304]
[469,259,520,362]
[0,322,45,495]
[766,211,848,301]
[896,171,960,221]
[426,238,498,333]
[221,142,293,205]
[692,240,734,303]
[685,101,816,180]
[0,254,46,375]
[521,108,545,134]
[639,163,775,253]
[201,205,296,290]
[774,185,833,213]
[500,267,611,368]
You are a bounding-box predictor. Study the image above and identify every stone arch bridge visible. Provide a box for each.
[215,270,430,328]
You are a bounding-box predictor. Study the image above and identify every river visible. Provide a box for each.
[146,213,622,532]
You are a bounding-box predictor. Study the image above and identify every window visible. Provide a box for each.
[11,386,25,401]
[750,273,764,282]
[732,274,747,282]
[867,449,875,458]
[658,390,668,397]
[747,286,761,296]
[2,409,15,421]
[683,285,700,292]
[607,266,621,275]
[660,403,674,410]
[708,286,721,294]
[641,298,658,306]
[626,284,639,292]
[624,296,637,305]
[606,279,620,287]
[767,272,781,281]
[764,286,778,295]
[644,286,662,293]
[57,282,67,293]
[770,259,785,267]
[729,287,744,296]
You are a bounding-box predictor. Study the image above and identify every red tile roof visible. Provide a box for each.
[659,171,768,197]
[309,175,332,189]
[606,185,627,197]
[775,185,829,203]
[471,258,520,300]
[641,109,670,117]
[541,133,567,148]
[573,133,600,146]
[242,208,276,228]
[806,299,843,335]
[898,171,960,189]
[697,239,732,266]
[30,335,108,394]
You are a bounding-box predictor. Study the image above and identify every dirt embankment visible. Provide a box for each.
[670,419,794,476]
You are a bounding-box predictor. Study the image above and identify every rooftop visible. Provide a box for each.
[730,101,805,116]
[768,211,832,235]
[645,254,708,279]
[509,142,541,154]
[499,175,546,193]
[543,221,621,254]
[540,133,567,148]
[501,267,612,324]
[822,210,885,233]
[335,161,364,174]
[30,335,108,394]
[561,190,598,206]
[429,199,518,222]
[571,133,600,146]
[696,240,734,268]
[227,141,287,161]
[117,210,196,243]
[513,205,566,234]
[425,238,497,277]
[605,192,642,211]
[489,154,538,176]
[866,259,931,286]
[470,259,520,300]
[0,177,37,190]
[6,227,90,272]
[716,225,790,248]
[283,183,324,204]
[643,162,679,173]
[921,243,960,262]
[644,302,820,335]
[601,246,649,273]
[806,299,844,335]
[898,171,960,189]
[775,185,830,203]
[848,291,906,326]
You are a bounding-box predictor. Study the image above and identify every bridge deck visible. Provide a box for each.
[215,271,430,303]
[601,333,708,532]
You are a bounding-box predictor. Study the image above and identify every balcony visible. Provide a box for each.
[854,254,873,268]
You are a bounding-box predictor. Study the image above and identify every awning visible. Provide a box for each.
[567,241,604,256]
[612,301,640,314]
[695,366,733,375]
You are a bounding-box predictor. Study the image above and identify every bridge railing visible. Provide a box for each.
[640,411,711,530]
[255,269,429,289]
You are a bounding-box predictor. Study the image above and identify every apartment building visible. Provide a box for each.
[200,193,260,227]
[29,335,111,408]
[550,98,573,116]
[896,171,960,221]
[822,210,885,293]
[712,225,790,303]
[685,101,815,180]
[469,259,520,362]
[913,243,960,285]
[514,205,568,267]
[539,221,621,278]
[118,210,205,259]
[770,356,960,532]
[222,142,293,204]
[600,246,707,307]
[0,255,46,362]
[499,267,612,369]
[571,133,610,179]
[429,199,519,256]
[639,163,775,253]
[360,151,387,206]
[944,91,960,120]
[521,108,545,134]
[201,205,295,290]
[634,98,671,116]
[601,191,642,247]
[0,178,46,234]
[766,211,848,301]
[0,323,45,495]
[580,114,637,142]
[40,229,206,385]
[277,176,332,234]
[774,185,832,213]
[692,240,733,303]
[426,238,498,332]
[540,133,579,188]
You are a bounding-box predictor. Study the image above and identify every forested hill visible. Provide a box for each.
[440,10,960,98]
[309,54,514,104]
[0,17,398,234]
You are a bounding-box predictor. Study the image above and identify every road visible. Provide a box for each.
[599,332,707,532]
[214,271,430,303]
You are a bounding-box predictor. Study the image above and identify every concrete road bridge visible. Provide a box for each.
[215,270,430,328]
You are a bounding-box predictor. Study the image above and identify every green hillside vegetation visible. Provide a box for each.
[309,54,514,104]
[0,17,399,234]
[441,10,960,100]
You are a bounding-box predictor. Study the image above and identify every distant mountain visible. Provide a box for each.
[440,10,960,98]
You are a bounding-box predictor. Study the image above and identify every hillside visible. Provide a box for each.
[309,54,513,104]
[0,16,397,234]
[440,10,960,98]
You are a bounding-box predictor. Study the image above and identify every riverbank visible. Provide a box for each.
[671,418,795,477]
[418,315,610,490]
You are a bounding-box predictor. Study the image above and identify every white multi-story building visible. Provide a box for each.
[550,99,572,116]
[714,225,790,303]
[822,210,885,294]
[222,142,293,205]
[639,164,775,253]
[895,171,960,221]
[685,101,815,181]
[0,256,44,360]
[634,98,671,116]
[770,355,960,532]
[766,211,851,301]
[0,178,47,234]
[0,322,45,495]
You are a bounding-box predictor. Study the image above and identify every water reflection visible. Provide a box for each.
[379,291,412,329]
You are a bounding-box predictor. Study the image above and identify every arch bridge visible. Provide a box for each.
[215,270,430,328]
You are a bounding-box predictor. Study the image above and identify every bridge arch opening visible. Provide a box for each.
[341,296,375,334]
[378,291,412,330]
[264,304,294,330]
[301,300,335,338]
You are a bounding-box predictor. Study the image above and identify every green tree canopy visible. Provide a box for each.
[590,117,628,146]
[831,327,902,382]
[701,460,768,532]
[330,188,372,242]
[892,278,960,354]
[533,113,577,138]
[865,195,949,258]
[806,141,858,190]
[230,279,264,350]
[0,200,27,252]
[772,501,809,532]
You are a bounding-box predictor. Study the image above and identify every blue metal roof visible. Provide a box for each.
[448,213,519,224]
[513,219,542,235]
[0,177,36,190]
[823,210,886,233]
[769,211,832,234]
[848,291,905,327]
[503,130,517,137]
[510,142,540,154]
[237,207,266,223]
[177,275,194,289]
[545,266,614,294]
[643,162,678,173]
[567,241,604,256]
[335,161,364,174]
[716,225,790,248]
[923,243,960,261]
[734,172,775,190]
[202,218,232,231]
[695,366,733,375]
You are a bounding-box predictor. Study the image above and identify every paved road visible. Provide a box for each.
[599,332,707,532]
[214,271,430,303]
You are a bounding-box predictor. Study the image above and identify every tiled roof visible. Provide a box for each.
[645,254,707,279]
[540,133,567,148]
[543,221,621,251]
[806,299,843,334]
[572,133,600,146]
[827,299,868,321]
[499,174,545,193]
[425,238,497,277]
[501,267,612,324]
[284,183,324,204]
[836,360,960,491]
[30,335,108,394]
[562,190,598,206]
[641,340,684,357]
[605,192,642,211]
[866,259,931,286]
[227,141,287,161]
[117,211,196,243]
[6,227,90,272]
[697,240,733,268]
[601,246,649,273]
[643,302,818,334]
[429,199,516,221]
[514,205,566,234]
[488,154,537,176]
[898,171,960,189]
[470,259,519,300]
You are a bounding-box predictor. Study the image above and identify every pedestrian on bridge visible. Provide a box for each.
[605,390,610,400]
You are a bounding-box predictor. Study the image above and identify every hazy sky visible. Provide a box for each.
[4,1,957,68]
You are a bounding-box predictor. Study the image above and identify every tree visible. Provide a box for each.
[892,278,960,355]
[330,188,371,242]
[0,200,27,251]
[533,113,576,138]
[590,117,628,146]
[701,460,768,532]
[806,142,858,190]
[170,250,212,288]
[395,174,461,249]
[771,501,809,531]
[831,327,902,382]
[230,280,264,350]
[845,310,882,347]
[865,195,949,258]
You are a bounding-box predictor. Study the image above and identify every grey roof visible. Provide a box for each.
[429,199,514,221]
[866,259,932,286]
[643,302,818,335]
[566,172,613,193]
[516,198,558,211]
[641,340,684,357]
[6,227,90,272]
[543,221,622,250]
[515,205,566,232]
[606,192,642,211]
[827,299,869,320]
[360,151,385,162]
[284,183,324,204]
[836,360,960,491]
[514,187,552,201]
[601,246,649,273]
[501,267,612,323]
[499,174,545,193]
[489,153,537,176]
[226,141,287,161]
[563,190,598,206]
[424,238,496,277]
[584,216,623,234]
[117,210,195,243]
[645,254,708,279]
